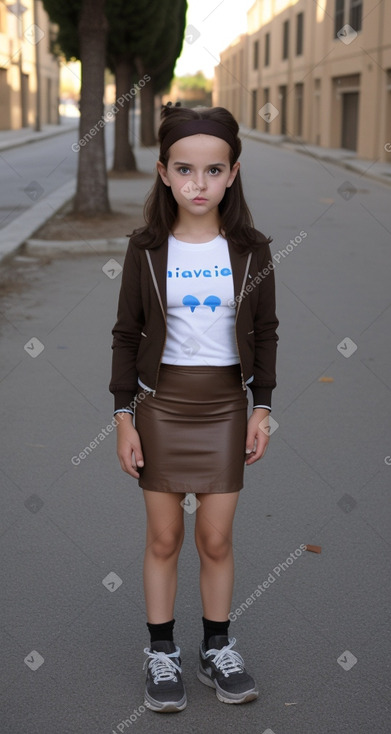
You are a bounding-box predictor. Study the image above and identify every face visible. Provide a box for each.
[157,134,240,217]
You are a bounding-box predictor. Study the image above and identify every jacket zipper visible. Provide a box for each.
[235,253,252,392]
[145,250,167,396]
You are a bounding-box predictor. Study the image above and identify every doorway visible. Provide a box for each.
[341,92,359,150]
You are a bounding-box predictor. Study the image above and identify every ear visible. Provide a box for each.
[156,161,170,187]
[226,161,240,188]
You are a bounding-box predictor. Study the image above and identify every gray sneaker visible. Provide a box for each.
[197,635,259,704]
[143,640,187,712]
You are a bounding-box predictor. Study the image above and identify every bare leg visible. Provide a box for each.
[143,490,185,624]
[194,492,240,620]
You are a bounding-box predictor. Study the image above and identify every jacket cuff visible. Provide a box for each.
[249,385,273,410]
[113,391,136,413]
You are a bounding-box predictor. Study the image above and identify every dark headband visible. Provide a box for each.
[160,119,236,157]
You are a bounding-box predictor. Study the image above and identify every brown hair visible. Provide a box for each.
[130,105,272,252]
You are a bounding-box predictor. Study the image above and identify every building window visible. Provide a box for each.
[263,88,270,132]
[294,83,304,136]
[314,79,321,145]
[279,85,287,134]
[264,33,270,67]
[334,0,345,38]
[251,89,258,129]
[282,20,289,60]
[0,67,7,93]
[0,4,7,33]
[253,40,259,70]
[296,12,304,55]
[350,0,362,31]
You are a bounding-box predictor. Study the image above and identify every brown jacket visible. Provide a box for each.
[109,231,279,412]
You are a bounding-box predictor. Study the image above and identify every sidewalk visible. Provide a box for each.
[240,126,391,187]
[0,119,79,262]
[0,119,79,152]
[0,137,157,264]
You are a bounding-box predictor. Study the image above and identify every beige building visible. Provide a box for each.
[214,0,391,162]
[0,0,59,130]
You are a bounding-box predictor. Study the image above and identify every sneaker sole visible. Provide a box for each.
[197,667,259,704]
[144,692,187,713]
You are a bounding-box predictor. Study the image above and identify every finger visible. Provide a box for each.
[127,463,140,478]
[127,433,144,468]
[130,449,142,476]
[133,446,144,468]
[245,430,257,455]
[246,434,268,463]
[119,453,140,478]
[245,447,258,465]
[129,466,140,478]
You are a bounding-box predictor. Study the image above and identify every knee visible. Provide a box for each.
[196,532,231,563]
[149,527,184,561]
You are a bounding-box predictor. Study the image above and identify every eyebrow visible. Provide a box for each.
[173,161,227,167]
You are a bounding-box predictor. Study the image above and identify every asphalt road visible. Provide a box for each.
[0,120,118,230]
[0,134,390,733]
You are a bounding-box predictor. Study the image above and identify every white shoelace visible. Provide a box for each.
[204,637,245,678]
[143,646,182,683]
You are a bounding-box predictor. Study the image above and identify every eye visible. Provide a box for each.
[177,166,190,174]
[209,167,222,176]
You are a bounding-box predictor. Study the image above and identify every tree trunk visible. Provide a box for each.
[139,75,156,146]
[74,0,110,215]
[112,59,137,171]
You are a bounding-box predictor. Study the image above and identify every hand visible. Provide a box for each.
[115,413,144,478]
[245,408,270,465]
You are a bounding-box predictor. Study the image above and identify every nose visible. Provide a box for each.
[194,172,207,190]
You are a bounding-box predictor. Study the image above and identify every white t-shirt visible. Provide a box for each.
[161,234,240,365]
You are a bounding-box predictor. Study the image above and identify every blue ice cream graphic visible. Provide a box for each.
[183,295,221,312]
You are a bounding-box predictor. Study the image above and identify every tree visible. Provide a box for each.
[42,0,79,59]
[174,71,213,92]
[74,0,110,213]
[42,0,110,214]
[42,0,186,198]
[136,0,187,146]
[110,58,137,171]
[106,0,166,170]
[168,72,213,107]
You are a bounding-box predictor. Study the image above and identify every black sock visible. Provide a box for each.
[202,616,230,649]
[147,618,175,645]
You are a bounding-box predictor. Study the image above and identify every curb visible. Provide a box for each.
[0,179,76,264]
[25,237,128,256]
[0,123,79,153]
[290,146,391,188]
[240,127,391,188]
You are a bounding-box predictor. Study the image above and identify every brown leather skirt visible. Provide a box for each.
[134,363,248,493]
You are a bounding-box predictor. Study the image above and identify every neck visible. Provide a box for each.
[173,208,220,240]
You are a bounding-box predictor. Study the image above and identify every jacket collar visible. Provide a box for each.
[146,238,251,312]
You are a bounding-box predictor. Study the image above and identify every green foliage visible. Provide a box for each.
[42,0,187,90]
[41,0,82,60]
[174,72,213,92]
[148,0,187,94]
[105,0,165,72]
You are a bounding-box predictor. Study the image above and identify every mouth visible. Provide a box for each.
[192,196,207,202]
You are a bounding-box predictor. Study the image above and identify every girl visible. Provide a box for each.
[109,104,278,712]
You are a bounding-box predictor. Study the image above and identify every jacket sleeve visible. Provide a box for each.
[109,240,144,412]
[248,240,279,409]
